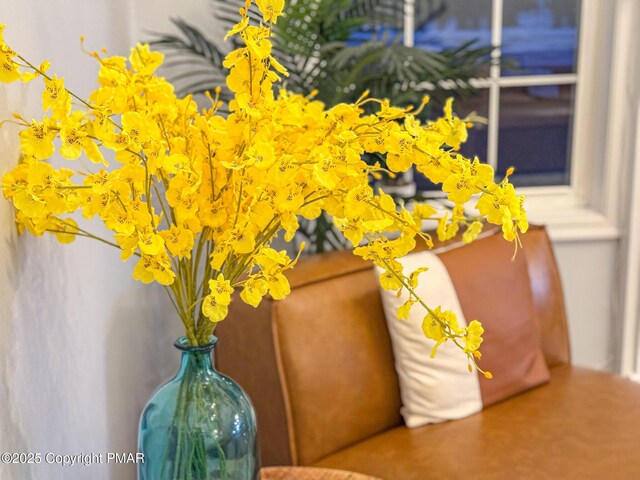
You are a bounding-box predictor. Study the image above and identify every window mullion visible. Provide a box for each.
[487,0,504,170]
[403,0,416,48]
[497,74,578,87]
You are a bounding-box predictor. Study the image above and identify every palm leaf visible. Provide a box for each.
[341,0,398,21]
[148,18,230,99]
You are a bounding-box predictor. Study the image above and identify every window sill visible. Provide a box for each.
[526,200,620,242]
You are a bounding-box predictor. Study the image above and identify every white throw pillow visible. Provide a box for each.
[375,250,483,427]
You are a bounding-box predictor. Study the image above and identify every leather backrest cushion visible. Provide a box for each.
[273,268,403,465]
[438,231,551,407]
[520,227,571,367]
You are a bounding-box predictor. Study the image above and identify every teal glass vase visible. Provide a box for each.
[138,337,258,480]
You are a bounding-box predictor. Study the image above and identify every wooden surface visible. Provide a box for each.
[260,466,381,479]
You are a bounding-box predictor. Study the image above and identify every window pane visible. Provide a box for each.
[414,0,493,50]
[502,0,580,76]
[497,84,575,186]
[413,0,493,76]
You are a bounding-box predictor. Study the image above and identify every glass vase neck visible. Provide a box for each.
[174,336,217,376]
[174,336,217,353]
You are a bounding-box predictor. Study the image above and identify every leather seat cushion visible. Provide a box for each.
[313,365,640,479]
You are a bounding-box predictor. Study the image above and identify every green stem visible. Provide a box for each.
[17,54,93,110]
[163,353,228,479]
[45,228,138,255]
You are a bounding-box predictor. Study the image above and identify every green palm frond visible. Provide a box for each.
[310,38,489,111]
[341,0,399,22]
[211,0,262,28]
[149,18,231,99]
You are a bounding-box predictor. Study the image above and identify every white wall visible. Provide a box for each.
[0,2,187,480]
[554,240,619,370]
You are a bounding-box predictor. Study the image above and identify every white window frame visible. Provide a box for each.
[404,0,622,242]
[603,0,640,379]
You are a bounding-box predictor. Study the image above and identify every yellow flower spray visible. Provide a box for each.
[0,1,527,376]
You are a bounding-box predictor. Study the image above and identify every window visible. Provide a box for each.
[405,0,620,240]
[408,0,580,188]
[351,1,618,239]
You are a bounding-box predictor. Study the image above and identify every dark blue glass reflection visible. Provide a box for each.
[502,0,580,75]
[410,0,579,76]
[413,1,493,49]
[497,84,574,186]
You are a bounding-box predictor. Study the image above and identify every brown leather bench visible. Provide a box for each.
[217,226,640,479]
